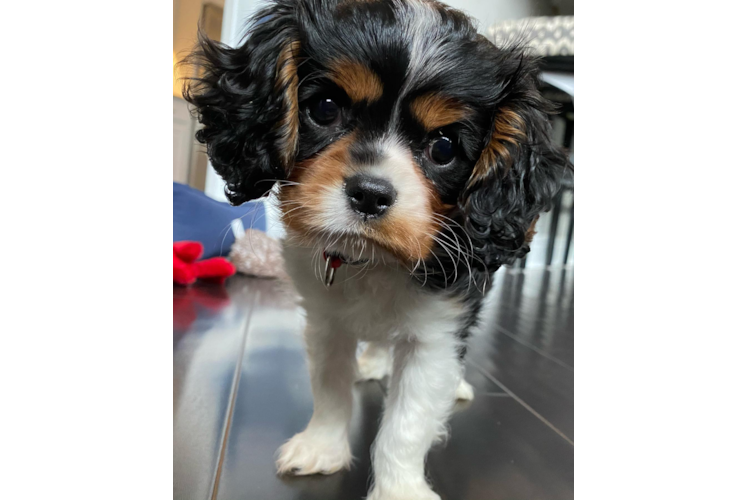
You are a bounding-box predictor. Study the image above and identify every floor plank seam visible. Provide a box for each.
[494,324,574,372]
[209,294,257,500]
[467,359,574,446]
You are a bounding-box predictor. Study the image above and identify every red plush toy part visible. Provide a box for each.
[173,241,235,286]
[174,285,231,331]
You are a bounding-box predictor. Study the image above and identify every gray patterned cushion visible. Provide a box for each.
[488,16,574,57]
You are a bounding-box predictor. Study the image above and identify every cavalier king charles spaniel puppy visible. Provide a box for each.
[185,0,570,497]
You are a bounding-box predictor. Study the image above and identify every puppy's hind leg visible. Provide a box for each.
[455,376,475,401]
[358,343,473,400]
[356,341,392,382]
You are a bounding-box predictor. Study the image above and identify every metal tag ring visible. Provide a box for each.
[324,255,336,287]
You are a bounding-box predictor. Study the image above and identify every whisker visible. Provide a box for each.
[412,238,429,288]
[429,213,485,290]
[344,259,370,283]
[431,214,473,261]
[254,178,302,187]
[433,212,476,258]
[430,235,459,284]
[429,219,466,269]
[213,203,265,258]
[427,247,449,290]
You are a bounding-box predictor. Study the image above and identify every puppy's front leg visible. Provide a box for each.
[276,318,357,475]
[367,332,462,500]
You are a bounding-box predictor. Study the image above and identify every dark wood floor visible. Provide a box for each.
[174,266,574,500]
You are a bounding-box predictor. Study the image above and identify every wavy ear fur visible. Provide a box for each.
[182,2,299,205]
[461,53,571,271]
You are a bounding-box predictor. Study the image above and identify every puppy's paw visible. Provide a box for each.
[366,481,441,500]
[356,350,391,381]
[276,431,352,476]
[455,378,475,401]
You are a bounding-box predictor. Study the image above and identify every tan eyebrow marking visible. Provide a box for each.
[410,92,473,132]
[468,106,526,187]
[275,40,301,169]
[328,59,384,103]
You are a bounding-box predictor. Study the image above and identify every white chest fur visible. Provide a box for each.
[278,242,472,500]
[282,243,464,343]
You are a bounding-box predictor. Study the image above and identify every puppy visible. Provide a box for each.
[184,0,570,498]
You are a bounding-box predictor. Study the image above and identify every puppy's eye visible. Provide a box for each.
[309,97,341,126]
[427,136,456,165]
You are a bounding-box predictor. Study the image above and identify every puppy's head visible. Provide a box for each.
[185,0,570,278]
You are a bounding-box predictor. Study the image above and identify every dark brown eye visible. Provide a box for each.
[309,97,341,126]
[427,135,455,165]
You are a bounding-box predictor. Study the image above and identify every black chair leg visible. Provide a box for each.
[564,220,574,265]
[545,193,563,266]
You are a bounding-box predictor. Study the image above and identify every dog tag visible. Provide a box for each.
[323,252,343,287]
[324,255,336,287]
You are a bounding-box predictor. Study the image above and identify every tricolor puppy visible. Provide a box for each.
[185,0,571,498]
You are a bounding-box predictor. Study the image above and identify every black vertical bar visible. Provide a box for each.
[545,193,562,266]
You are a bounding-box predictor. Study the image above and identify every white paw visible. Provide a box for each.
[275,431,352,476]
[455,378,475,401]
[367,481,441,500]
[357,352,391,381]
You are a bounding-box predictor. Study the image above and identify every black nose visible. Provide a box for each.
[344,174,397,219]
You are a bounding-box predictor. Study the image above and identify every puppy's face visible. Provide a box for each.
[282,39,488,262]
[186,0,570,279]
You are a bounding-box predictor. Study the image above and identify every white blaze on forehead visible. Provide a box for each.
[361,136,432,224]
[400,1,445,79]
[388,0,461,134]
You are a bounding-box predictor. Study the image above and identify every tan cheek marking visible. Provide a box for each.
[524,217,539,244]
[468,107,526,187]
[329,60,383,103]
[280,134,356,238]
[410,92,472,132]
[372,157,444,263]
[367,219,431,263]
[275,40,301,170]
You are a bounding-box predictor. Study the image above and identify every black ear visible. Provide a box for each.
[183,2,299,205]
[461,57,571,271]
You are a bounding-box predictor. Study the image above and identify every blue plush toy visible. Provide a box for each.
[173,182,266,259]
